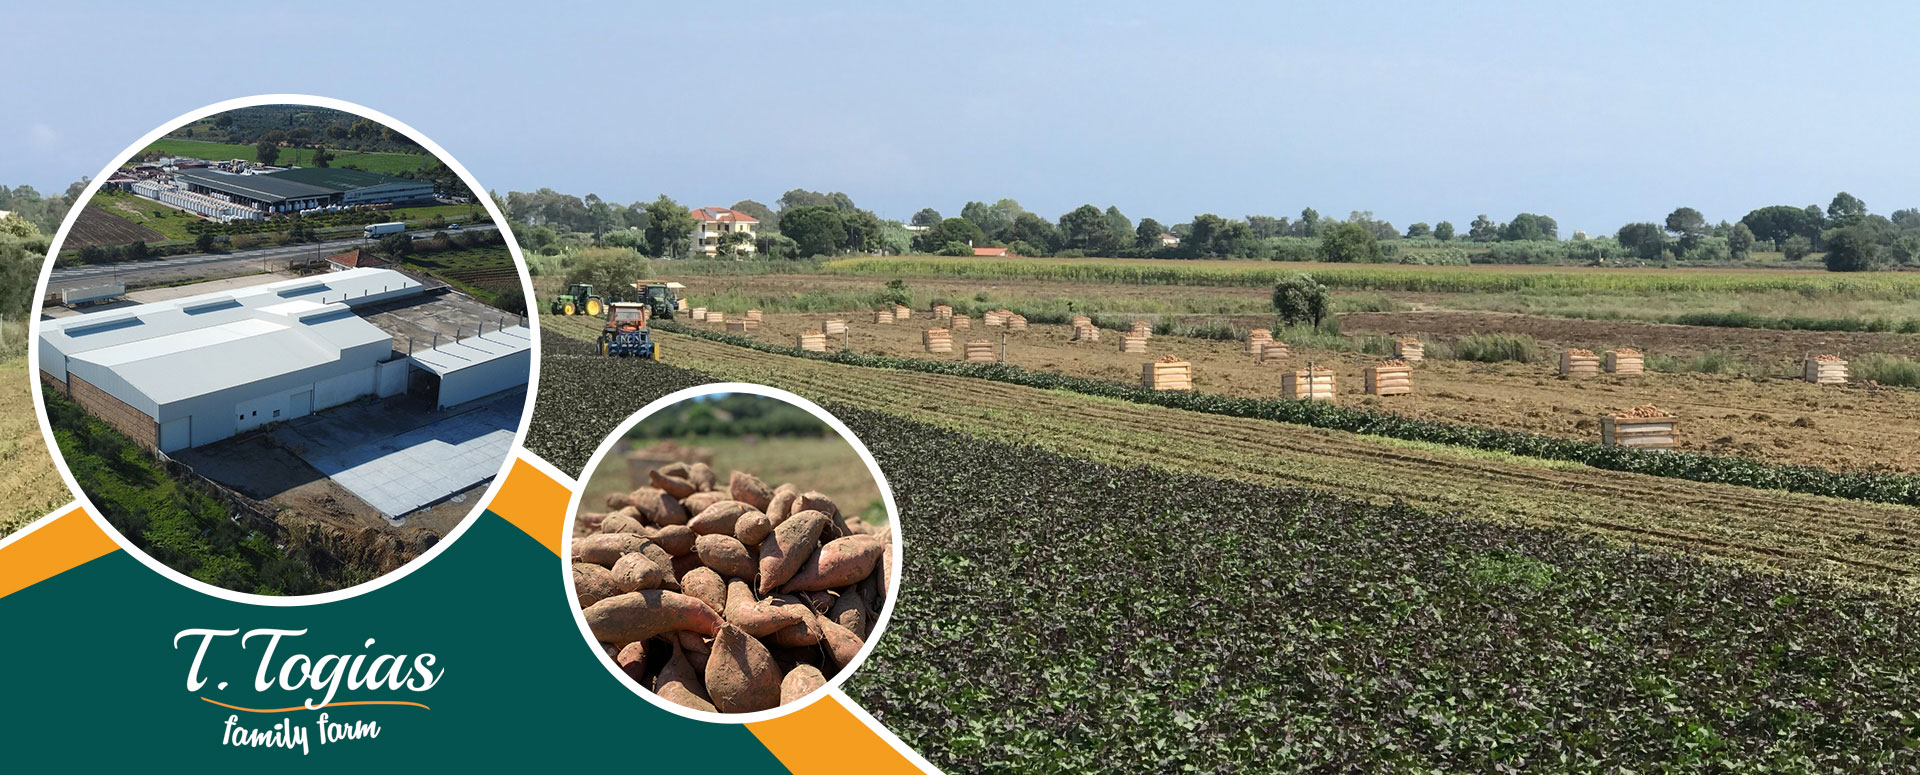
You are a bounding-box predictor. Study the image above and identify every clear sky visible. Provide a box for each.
[4,1,1917,234]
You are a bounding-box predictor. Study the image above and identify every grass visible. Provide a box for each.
[143,139,438,174]
[88,190,204,240]
[1433,288,1920,333]
[1449,332,1542,363]
[1852,353,1920,387]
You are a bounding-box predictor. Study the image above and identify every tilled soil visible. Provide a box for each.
[1341,309,1920,360]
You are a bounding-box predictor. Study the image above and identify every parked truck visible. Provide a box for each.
[363,221,407,239]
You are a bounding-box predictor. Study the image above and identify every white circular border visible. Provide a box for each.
[26,94,542,607]
[561,382,904,724]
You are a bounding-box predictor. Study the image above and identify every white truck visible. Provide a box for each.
[363,221,408,239]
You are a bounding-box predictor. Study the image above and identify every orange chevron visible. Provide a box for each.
[491,457,570,556]
[0,508,119,601]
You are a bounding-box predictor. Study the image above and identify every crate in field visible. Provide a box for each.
[1131,320,1153,339]
[893,304,912,320]
[797,331,827,352]
[691,307,708,321]
[1282,367,1337,401]
[726,320,746,333]
[1072,323,1101,343]
[983,309,1008,326]
[1602,405,1676,450]
[1364,361,1413,396]
[951,315,971,330]
[739,318,760,331]
[1071,315,1091,328]
[1120,332,1147,353]
[745,309,764,324]
[933,304,953,319]
[1141,357,1192,391]
[707,311,726,325]
[874,309,894,324]
[822,318,848,335]
[1804,355,1848,384]
[964,340,997,363]
[1247,328,1273,356]
[1256,340,1290,364]
[1560,349,1601,378]
[1007,314,1028,331]
[677,299,689,311]
[1393,338,1424,362]
[1605,348,1644,375]
[923,327,953,354]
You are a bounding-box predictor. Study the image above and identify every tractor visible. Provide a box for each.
[550,283,604,317]
[598,302,659,359]
[636,282,678,320]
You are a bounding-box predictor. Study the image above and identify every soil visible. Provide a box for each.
[1340,310,1920,361]
[704,312,1920,474]
[0,360,72,536]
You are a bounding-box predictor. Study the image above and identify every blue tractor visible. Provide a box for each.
[598,302,660,359]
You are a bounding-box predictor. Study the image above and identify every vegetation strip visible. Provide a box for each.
[654,321,1920,507]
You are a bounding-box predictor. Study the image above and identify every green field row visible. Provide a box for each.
[143,139,437,174]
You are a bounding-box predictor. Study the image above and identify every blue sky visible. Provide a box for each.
[4,1,1917,234]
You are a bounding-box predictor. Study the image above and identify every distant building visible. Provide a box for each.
[324,249,388,272]
[688,207,759,255]
[972,246,1012,257]
[167,167,435,216]
[1158,232,1180,248]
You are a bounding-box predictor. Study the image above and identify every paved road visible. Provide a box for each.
[47,224,499,295]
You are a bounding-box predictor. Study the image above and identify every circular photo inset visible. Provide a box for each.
[31,98,535,600]
[565,384,899,720]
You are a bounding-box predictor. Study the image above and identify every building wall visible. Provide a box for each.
[341,182,436,206]
[153,339,393,449]
[68,373,158,449]
[433,348,531,409]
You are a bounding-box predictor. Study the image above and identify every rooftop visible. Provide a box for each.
[689,206,759,223]
[267,166,417,192]
[408,325,533,376]
[175,169,337,203]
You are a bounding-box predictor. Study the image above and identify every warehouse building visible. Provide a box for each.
[168,167,436,215]
[38,268,526,453]
[267,167,437,207]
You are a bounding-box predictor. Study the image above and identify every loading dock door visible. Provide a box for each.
[159,417,191,452]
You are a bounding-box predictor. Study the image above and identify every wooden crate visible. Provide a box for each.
[964,340,996,363]
[1247,330,1273,356]
[797,332,827,352]
[1364,364,1413,396]
[1256,340,1290,364]
[1602,416,1677,450]
[691,307,708,322]
[1072,324,1101,343]
[893,304,912,320]
[1560,350,1601,378]
[1605,350,1644,375]
[1131,321,1153,340]
[1393,339,1424,362]
[874,309,894,324]
[951,315,971,330]
[677,299,689,311]
[726,320,746,333]
[739,318,760,331]
[822,319,848,335]
[1071,315,1091,328]
[745,308,764,324]
[1120,333,1147,353]
[933,304,953,320]
[923,328,953,354]
[1007,315,1028,331]
[1141,359,1192,391]
[1804,357,1848,385]
[983,310,1007,326]
[1281,368,1337,401]
[707,311,726,325]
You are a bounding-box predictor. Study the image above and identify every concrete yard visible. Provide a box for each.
[268,389,525,519]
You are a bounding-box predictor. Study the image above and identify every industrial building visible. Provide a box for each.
[39,268,529,453]
[136,166,438,220]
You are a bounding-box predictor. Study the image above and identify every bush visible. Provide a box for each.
[1318,222,1380,263]
[1784,235,1813,261]
[1823,226,1886,272]
[1271,274,1329,328]
[936,241,973,257]
[1852,353,1920,387]
[1450,333,1541,363]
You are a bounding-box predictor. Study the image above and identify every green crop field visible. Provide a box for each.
[824,255,1920,297]
[143,139,438,174]
[85,190,203,240]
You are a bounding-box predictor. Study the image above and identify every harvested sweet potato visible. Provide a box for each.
[757,510,829,595]
[735,512,773,547]
[671,553,705,580]
[635,542,681,589]
[584,590,722,643]
[680,566,726,615]
[766,609,823,648]
[766,483,799,524]
[689,501,755,536]
[730,471,774,511]
[650,469,699,499]
[694,534,757,582]
[780,664,826,705]
[681,491,725,516]
[576,533,653,567]
[819,617,864,670]
[827,592,870,639]
[610,551,674,592]
[629,488,690,526]
[616,641,649,684]
[599,511,649,535]
[782,534,885,593]
[649,524,696,557]
[725,579,809,637]
[688,462,717,491]
[656,642,716,713]
[574,563,622,608]
[705,624,780,713]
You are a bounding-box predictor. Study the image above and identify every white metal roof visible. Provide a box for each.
[407,325,533,376]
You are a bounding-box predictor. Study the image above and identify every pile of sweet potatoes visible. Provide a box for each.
[572,460,894,713]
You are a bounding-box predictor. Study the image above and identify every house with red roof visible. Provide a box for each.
[324,249,389,272]
[689,206,760,255]
[972,246,1012,257]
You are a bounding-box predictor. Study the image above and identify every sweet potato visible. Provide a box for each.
[688,501,755,536]
[629,488,689,526]
[781,534,885,593]
[615,641,649,684]
[766,609,823,648]
[694,534,757,582]
[766,483,799,524]
[575,533,652,567]
[635,542,681,589]
[599,511,649,535]
[578,511,609,531]
[780,664,827,705]
[573,563,622,608]
[649,524,696,557]
[658,461,693,479]
[735,512,773,548]
[724,579,810,637]
[757,510,829,595]
[827,592,870,639]
[797,491,850,539]
[583,590,722,643]
[729,471,774,511]
[650,469,699,499]
[656,642,716,713]
[705,624,781,713]
[688,462,718,491]
[680,566,727,615]
[610,551,675,592]
[680,491,725,516]
[671,553,705,580]
[604,489,634,510]
[819,617,864,670]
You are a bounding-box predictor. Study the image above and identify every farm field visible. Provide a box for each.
[65,203,169,249]
[656,306,1920,473]
[143,139,437,174]
[399,244,521,306]
[0,357,71,537]
[543,317,1920,593]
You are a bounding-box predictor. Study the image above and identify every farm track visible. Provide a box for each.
[548,316,1920,591]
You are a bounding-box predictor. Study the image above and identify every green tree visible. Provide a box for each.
[1500,213,1558,242]
[780,205,849,256]
[1433,221,1455,241]
[1615,222,1666,260]
[1271,274,1329,328]
[1728,222,1756,260]
[1405,222,1432,238]
[1135,217,1167,250]
[1664,207,1709,252]
[1828,192,1868,228]
[1318,221,1381,262]
[1187,214,1229,257]
[194,233,218,253]
[311,147,333,168]
[913,217,984,253]
[730,200,777,231]
[642,195,695,258]
[1783,234,1813,261]
[910,208,942,227]
[255,140,280,166]
[1467,214,1499,242]
[1058,204,1111,253]
[1823,225,1885,271]
[1740,205,1817,249]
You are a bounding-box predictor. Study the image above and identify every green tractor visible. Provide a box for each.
[550,283,604,317]
[636,282,678,320]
